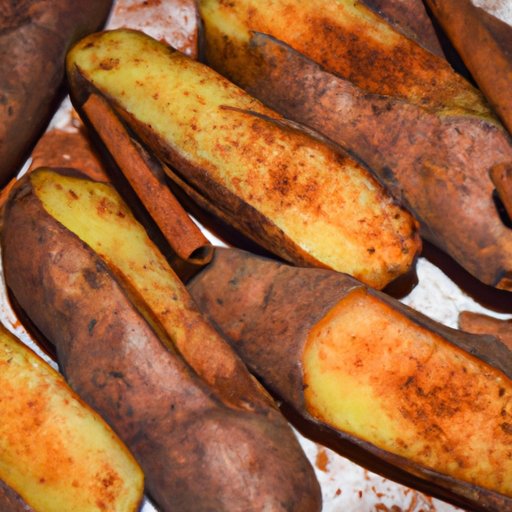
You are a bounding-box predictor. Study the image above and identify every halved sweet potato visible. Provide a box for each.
[2,168,321,512]
[199,0,486,115]
[0,322,143,512]
[66,28,421,290]
[198,0,512,290]
[0,0,112,185]
[188,247,512,511]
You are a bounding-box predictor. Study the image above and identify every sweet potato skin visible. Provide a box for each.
[0,480,33,512]
[0,0,112,184]
[188,248,512,511]
[2,171,321,512]
[200,23,512,289]
[361,0,444,56]
[459,311,512,350]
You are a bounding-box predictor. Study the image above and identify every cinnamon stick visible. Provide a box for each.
[82,93,212,267]
[425,0,512,135]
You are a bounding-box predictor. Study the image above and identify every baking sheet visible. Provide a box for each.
[2,1,511,510]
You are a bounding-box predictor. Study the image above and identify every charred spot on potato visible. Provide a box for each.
[99,58,120,70]
[88,319,97,334]
[83,268,103,290]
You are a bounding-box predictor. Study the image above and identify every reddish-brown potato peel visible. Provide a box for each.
[0,0,112,185]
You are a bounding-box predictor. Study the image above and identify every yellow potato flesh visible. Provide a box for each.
[67,29,419,289]
[200,0,489,118]
[0,325,143,512]
[31,169,214,370]
[304,287,512,496]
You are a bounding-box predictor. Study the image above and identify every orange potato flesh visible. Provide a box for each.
[0,324,143,512]
[304,287,512,497]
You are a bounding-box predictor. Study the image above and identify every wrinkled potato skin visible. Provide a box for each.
[200,20,512,289]
[188,248,512,511]
[0,0,112,185]
[2,173,321,512]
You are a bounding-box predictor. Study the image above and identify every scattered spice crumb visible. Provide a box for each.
[315,447,329,472]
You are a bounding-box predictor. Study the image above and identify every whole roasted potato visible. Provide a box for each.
[0,322,143,512]
[2,167,321,512]
[189,247,512,511]
[0,0,112,185]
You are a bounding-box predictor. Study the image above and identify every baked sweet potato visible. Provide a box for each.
[0,322,143,512]
[188,247,512,511]
[66,28,421,290]
[2,167,321,512]
[198,0,512,291]
[0,0,112,186]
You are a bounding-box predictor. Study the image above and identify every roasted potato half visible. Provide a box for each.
[0,0,112,185]
[0,323,143,512]
[189,248,512,511]
[66,28,421,290]
[2,168,321,512]
[198,0,512,290]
